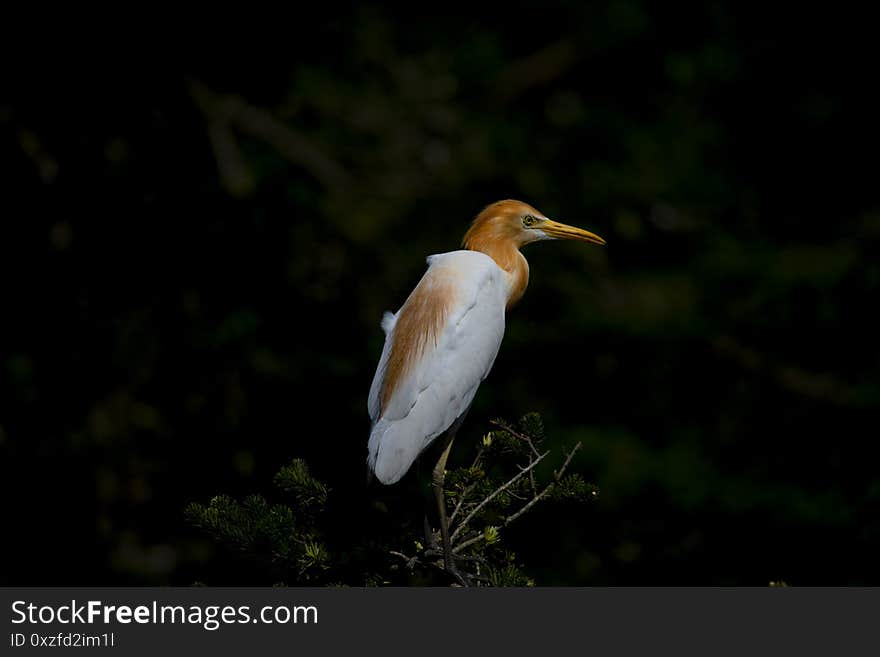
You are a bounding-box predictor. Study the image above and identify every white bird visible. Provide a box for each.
[366,199,605,574]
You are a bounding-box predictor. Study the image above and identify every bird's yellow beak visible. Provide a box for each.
[540,219,606,245]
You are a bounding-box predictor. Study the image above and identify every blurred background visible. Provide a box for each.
[2,3,879,584]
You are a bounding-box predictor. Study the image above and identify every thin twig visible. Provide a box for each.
[452,442,582,553]
[554,441,582,480]
[469,446,486,470]
[505,442,581,525]
[422,549,486,565]
[389,550,420,570]
[453,533,487,553]
[448,443,488,523]
[449,483,475,522]
[490,418,543,459]
[450,450,548,542]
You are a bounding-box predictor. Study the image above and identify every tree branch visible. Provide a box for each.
[490,418,543,459]
[504,442,580,526]
[452,442,582,553]
[450,450,548,542]
[449,483,476,523]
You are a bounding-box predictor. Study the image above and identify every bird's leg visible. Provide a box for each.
[432,428,461,582]
[423,513,436,550]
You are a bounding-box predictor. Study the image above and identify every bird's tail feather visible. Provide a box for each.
[367,419,429,485]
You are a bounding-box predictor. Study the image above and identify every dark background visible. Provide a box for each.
[2,3,879,585]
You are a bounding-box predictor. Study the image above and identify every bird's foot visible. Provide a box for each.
[446,565,469,587]
[421,544,473,586]
[438,544,470,585]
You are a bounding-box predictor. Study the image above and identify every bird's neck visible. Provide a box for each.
[506,252,529,308]
[467,240,529,308]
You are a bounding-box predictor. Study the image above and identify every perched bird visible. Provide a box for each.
[367,199,604,573]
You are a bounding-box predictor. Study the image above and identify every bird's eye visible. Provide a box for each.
[523,214,537,227]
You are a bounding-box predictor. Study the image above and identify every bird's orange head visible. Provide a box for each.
[462,199,605,254]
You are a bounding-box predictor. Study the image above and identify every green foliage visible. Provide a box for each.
[185,459,331,583]
[485,553,536,587]
[273,459,330,511]
[389,413,598,586]
[184,494,295,556]
[517,412,545,442]
[551,474,600,503]
[187,414,597,586]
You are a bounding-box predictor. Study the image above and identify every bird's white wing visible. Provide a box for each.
[367,250,507,484]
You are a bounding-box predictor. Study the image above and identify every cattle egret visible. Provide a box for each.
[367,199,605,576]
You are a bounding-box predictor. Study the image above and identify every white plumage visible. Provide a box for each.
[364,200,604,579]
[367,250,509,484]
[365,199,604,495]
